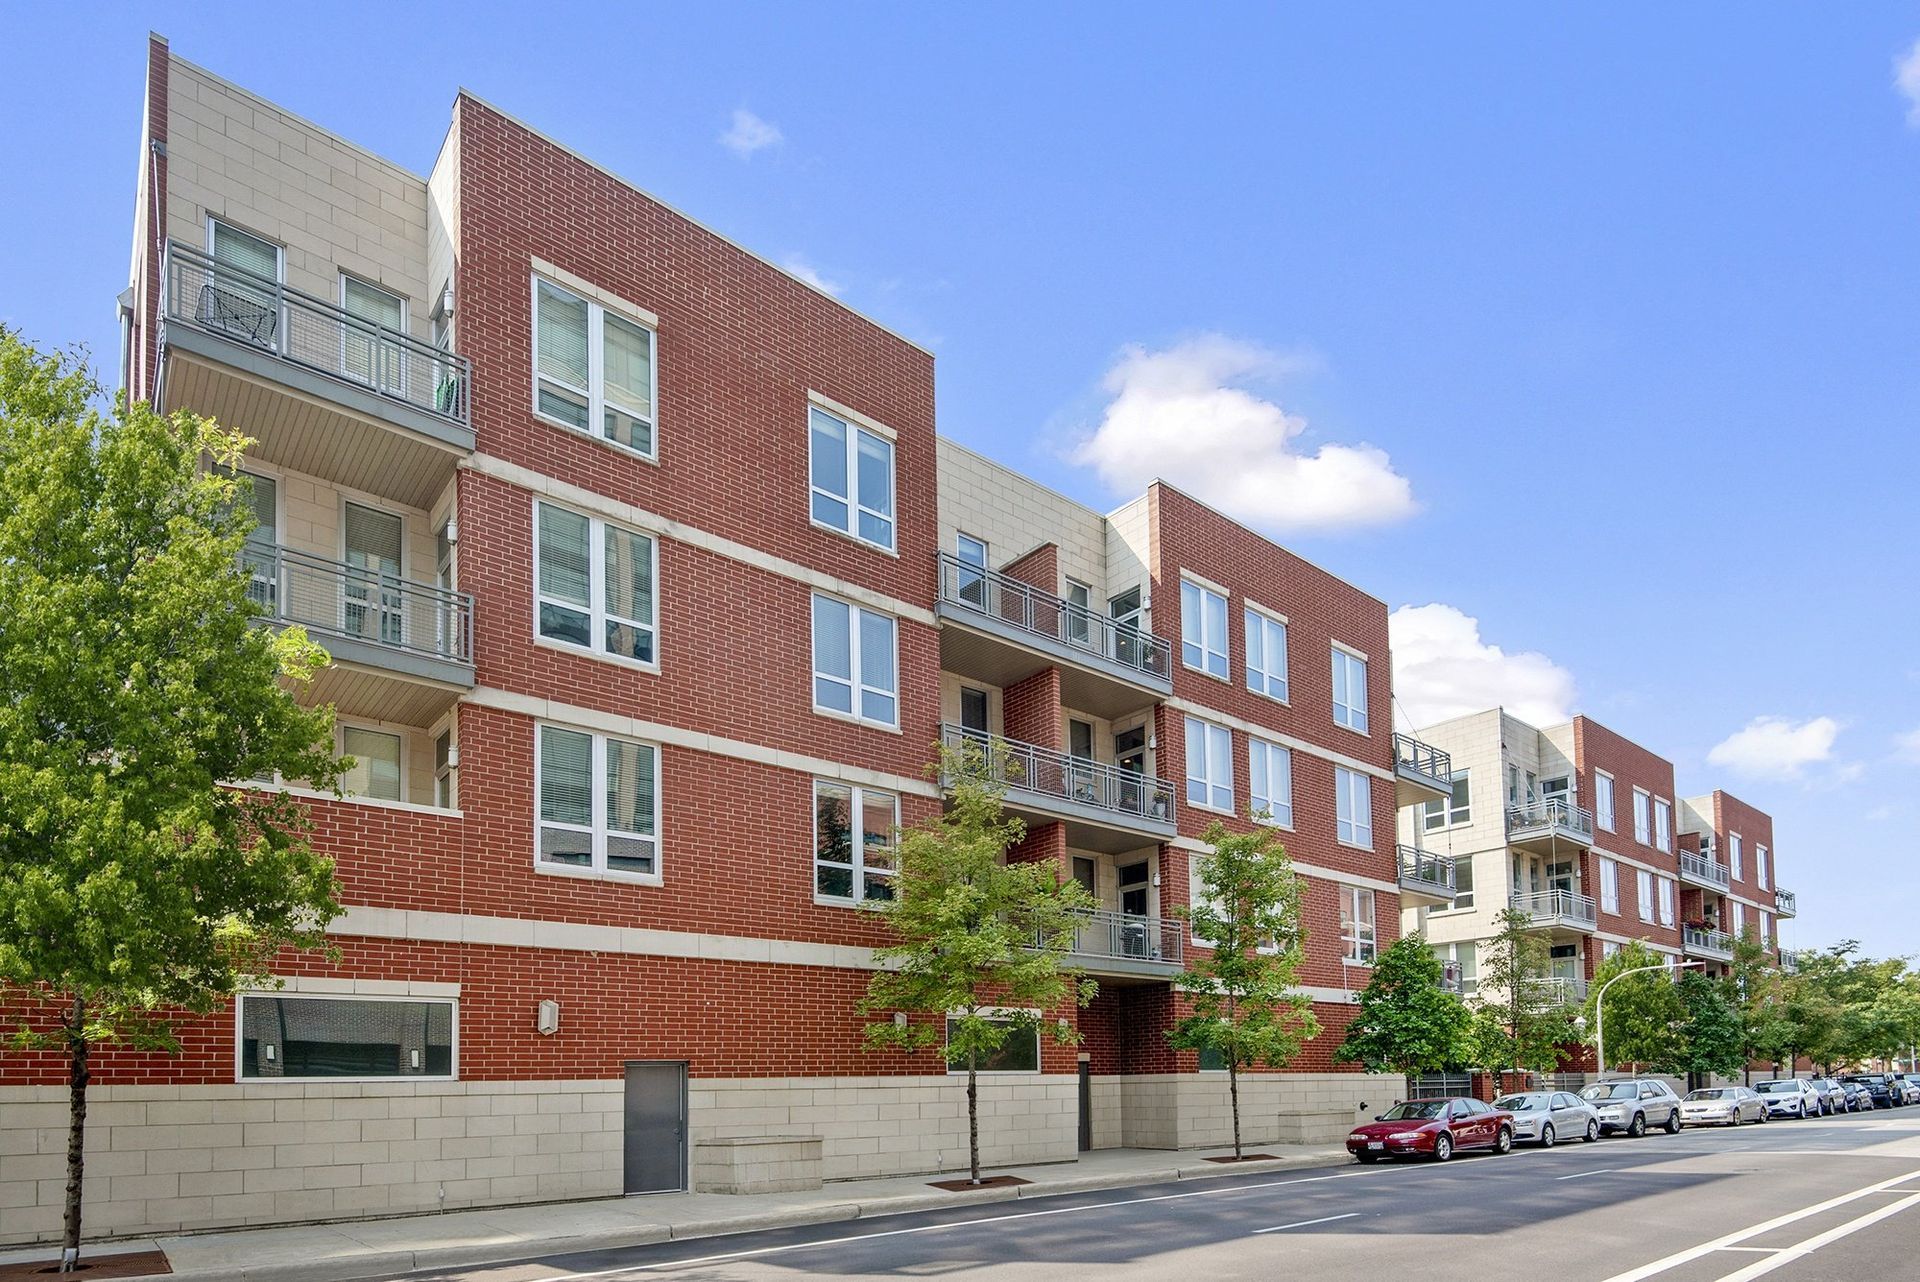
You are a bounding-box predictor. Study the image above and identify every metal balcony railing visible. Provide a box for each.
[1512,887,1598,927]
[245,544,473,665]
[1398,845,1457,894]
[1507,797,1596,842]
[1774,888,1797,917]
[942,724,1175,826]
[1684,925,1734,956]
[1438,961,1470,995]
[1059,908,1183,969]
[163,241,472,426]
[935,552,1172,683]
[1392,733,1453,789]
[1523,976,1589,1008]
[1679,849,1731,889]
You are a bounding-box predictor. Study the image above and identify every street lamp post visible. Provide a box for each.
[1594,959,1704,1080]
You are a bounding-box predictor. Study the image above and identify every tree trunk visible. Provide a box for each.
[61,996,88,1273]
[1228,1059,1242,1160]
[967,1064,980,1186]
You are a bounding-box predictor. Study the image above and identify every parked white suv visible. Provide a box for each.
[1753,1078,1822,1118]
[1581,1078,1683,1136]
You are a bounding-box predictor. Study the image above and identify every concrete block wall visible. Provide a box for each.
[1100,1072,1399,1150]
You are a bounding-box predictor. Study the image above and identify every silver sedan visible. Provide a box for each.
[1680,1086,1768,1126]
[1493,1091,1603,1147]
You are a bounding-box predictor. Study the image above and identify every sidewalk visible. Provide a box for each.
[0,1143,1352,1282]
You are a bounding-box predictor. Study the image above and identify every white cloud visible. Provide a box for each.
[1894,726,1920,762]
[1706,716,1843,780]
[1068,336,1417,535]
[1898,40,1920,126]
[781,254,842,296]
[1389,604,1576,729]
[719,108,783,157]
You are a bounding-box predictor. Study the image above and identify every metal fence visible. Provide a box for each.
[246,544,473,665]
[936,552,1172,682]
[942,724,1175,825]
[1392,732,1453,788]
[1512,887,1598,926]
[1398,845,1457,893]
[1506,797,1596,841]
[1062,908,1183,969]
[1684,925,1734,956]
[1679,849,1731,888]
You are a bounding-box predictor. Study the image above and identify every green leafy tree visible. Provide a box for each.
[1335,934,1474,1095]
[1582,941,1686,1073]
[858,742,1096,1185]
[1167,821,1320,1159]
[1673,970,1745,1081]
[1726,929,1782,1080]
[0,332,345,1269]
[1468,908,1569,1076]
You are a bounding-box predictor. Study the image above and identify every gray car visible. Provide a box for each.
[1803,1077,1847,1115]
[1494,1091,1603,1146]
[1681,1086,1768,1126]
[1581,1078,1683,1136]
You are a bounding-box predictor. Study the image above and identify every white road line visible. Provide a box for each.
[1253,1213,1360,1234]
[1555,1169,1617,1180]
[1709,1189,1920,1281]
[1597,1166,1920,1282]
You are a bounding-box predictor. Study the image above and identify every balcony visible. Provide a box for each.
[1059,909,1184,979]
[157,241,472,509]
[1774,888,1797,918]
[1438,961,1470,995]
[1398,845,1457,907]
[1678,849,1731,891]
[1523,976,1589,1009]
[1392,733,1453,808]
[1506,798,1595,855]
[941,724,1176,853]
[934,553,1171,718]
[1512,888,1598,934]
[1683,926,1735,962]
[248,544,474,722]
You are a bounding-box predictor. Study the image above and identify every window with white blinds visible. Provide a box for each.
[341,275,407,389]
[808,405,895,551]
[811,594,898,727]
[343,503,404,646]
[537,724,658,879]
[1249,737,1293,827]
[533,277,657,458]
[209,219,280,280]
[535,501,657,666]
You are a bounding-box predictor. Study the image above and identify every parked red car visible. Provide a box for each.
[1346,1096,1516,1163]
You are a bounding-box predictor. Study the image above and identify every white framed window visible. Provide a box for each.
[1653,798,1672,853]
[945,1013,1040,1074]
[1422,768,1472,831]
[1243,606,1288,701]
[1335,767,1373,849]
[1248,738,1293,827]
[1594,771,1616,832]
[238,993,455,1081]
[1331,645,1369,734]
[811,594,898,728]
[532,276,657,458]
[1447,858,1475,911]
[535,501,657,667]
[1602,940,1622,961]
[208,217,283,282]
[1760,909,1773,944]
[1756,845,1770,891]
[1632,788,1651,845]
[1730,832,1744,879]
[1599,857,1619,914]
[1636,868,1654,923]
[1064,578,1094,647]
[340,273,408,392]
[340,725,402,802]
[536,723,659,880]
[1657,876,1675,927]
[809,404,895,551]
[1180,578,1229,679]
[433,729,456,809]
[813,781,898,904]
[1731,901,1745,935]
[1340,886,1377,965]
[1184,716,1233,812]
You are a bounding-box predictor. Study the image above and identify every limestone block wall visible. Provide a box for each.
[1100,1072,1401,1151]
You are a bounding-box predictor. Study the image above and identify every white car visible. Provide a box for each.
[1680,1086,1768,1127]
[1494,1091,1603,1146]
[1753,1078,1822,1118]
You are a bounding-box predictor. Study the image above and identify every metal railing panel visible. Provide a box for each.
[246,544,473,665]
[1512,887,1598,926]
[1679,849,1731,888]
[1398,845,1457,892]
[1059,908,1183,968]
[936,553,1172,682]
[942,724,1175,825]
[1683,925,1734,955]
[1506,797,1597,842]
[1392,733,1453,785]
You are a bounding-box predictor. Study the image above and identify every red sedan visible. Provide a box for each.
[1346,1096,1515,1163]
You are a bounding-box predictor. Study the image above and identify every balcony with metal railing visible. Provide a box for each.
[1683,925,1735,961]
[934,553,1171,718]
[1773,887,1797,918]
[941,724,1176,851]
[1512,887,1598,934]
[1523,976,1590,1008]
[1392,733,1453,807]
[1055,908,1184,978]
[1506,797,1596,854]
[1398,845,1457,906]
[157,241,473,509]
[1678,849,1731,891]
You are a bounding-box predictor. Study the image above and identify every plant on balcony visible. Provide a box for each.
[1467,908,1572,1077]
[858,740,1097,1186]
[1335,934,1474,1097]
[0,331,346,1271]
[1167,821,1319,1160]
[1581,941,1686,1073]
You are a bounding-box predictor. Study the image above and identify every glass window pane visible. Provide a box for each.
[602,312,653,416]
[539,384,589,428]
[211,221,279,279]
[341,727,402,801]
[539,602,591,647]
[1204,591,1228,677]
[537,506,591,607]
[815,783,853,867]
[861,791,896,874]
[858,610,896,695]
[240,996,452,1079]
[809,407,849,530]
[539,826,592,867]
[539,726,593,827]
[603,526,654,662]
[813,596,852,680]
[855,431,893,546]
[605,739,655,838]
[536,281,589,389]
[1181,581,1202,668]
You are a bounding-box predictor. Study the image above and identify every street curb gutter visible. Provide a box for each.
[157,1150,1353,1282]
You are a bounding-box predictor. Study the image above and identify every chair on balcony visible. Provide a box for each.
[197,282,278,348]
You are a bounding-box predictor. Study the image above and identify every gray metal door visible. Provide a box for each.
[1077,1061,1092,1151]
[623,1061,687,1195]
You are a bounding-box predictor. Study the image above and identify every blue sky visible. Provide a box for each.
[2,4,1915,958]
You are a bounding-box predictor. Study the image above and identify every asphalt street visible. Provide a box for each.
[407,1109,1920,1282]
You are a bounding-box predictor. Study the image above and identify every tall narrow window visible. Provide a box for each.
[536,724,658,878]
[1180,578,1229,678]
[1331,646,1369,733]
[1657,876,1675,927]
[1756,845,1769,891]
[434,729,456,809]
[1653,798,1672,852]
[1594,772,1616,831]
[1599,858,1619,914]
[1730,832,1744,879]
[808,405,895,551]
[340,274,407,392]
[1065,579,1093,646]
[811,594,898,728]
[1244,606,1288,701]
[813,781,899,903]
[1341,886,1377,964]
[1335,767,1373,848]
[535,502,656,665]
[238,471,279,611]
[1632,789,1651,845]
[1636,869,1654,923]
[533,277,657,457]
[1249,738,1293,827]
[1184,716,1232,812]
[343,502,405,646]
[341,727,402,802]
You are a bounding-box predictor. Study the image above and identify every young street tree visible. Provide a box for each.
[1583,941,1686,1074]
[1168,821,1320,1160]
[1673,970,1746,1085]
[1469,907,1570,1077]
[1336,934,1473,1097]
[858,742,1097,1186]
[0,333,346,1269]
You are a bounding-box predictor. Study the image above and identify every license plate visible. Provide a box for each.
[1367,1141,1384,1150]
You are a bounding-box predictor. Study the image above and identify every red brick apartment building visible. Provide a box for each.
[0,37,1458,1241]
